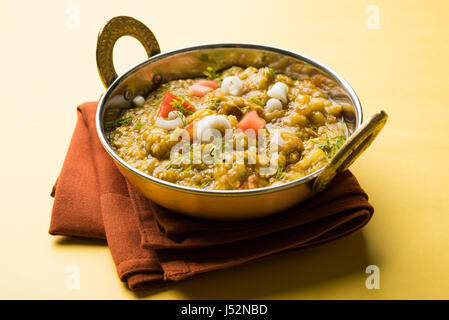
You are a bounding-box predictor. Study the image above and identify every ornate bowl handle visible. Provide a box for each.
[313,110,388,193]
[96,16,161,88]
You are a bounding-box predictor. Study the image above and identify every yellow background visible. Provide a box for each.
[0,0,448,299]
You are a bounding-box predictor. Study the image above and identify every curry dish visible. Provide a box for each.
[107,66,348,190]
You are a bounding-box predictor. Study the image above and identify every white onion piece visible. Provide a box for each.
[155,116,183,130]
[267,82,288,103]
[133,95,145,107]
[168,111,184,120]
[196,115,231,142]
[221,76,244,96]
[265,98,283,112]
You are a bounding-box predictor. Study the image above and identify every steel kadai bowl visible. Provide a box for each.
[95,16,387,220]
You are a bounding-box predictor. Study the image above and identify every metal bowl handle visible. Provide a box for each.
[96,16,161,88]
[312,110,388,193]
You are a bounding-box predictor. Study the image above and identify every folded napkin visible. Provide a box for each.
[49,101,374,290]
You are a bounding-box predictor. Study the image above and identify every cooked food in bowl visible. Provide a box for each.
[107,66,349,190]
[95,16,388,218]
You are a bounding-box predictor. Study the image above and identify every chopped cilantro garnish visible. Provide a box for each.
[183,164,193,174]
[169,95,193,115]
[312,135,347,159]
[150,96,163,106]
[104,116,133,130]
[133,120,144,130]
[172,110,187,126]
[194,181,207,189]
[203,66,223,81]
[209,99,221,110]
[250,97,265,106]
[266,67,276,78]
[275,165,286,180]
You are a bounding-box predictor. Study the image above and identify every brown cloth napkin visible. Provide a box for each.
[49,101,374,290]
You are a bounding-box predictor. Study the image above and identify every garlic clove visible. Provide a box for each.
[133,95,145,107]
[267,82,288,104]
[265,98,283,113]
[195,115,231,142]
[155,116,183,130]
[221,76,244,96]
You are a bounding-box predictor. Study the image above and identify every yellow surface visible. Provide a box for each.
[0,0,448,299]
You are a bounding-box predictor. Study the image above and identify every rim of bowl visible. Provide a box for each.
[96,42,363,196]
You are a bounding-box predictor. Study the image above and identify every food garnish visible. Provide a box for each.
[203,66,222,81]
[266,67,276,78]
[133,120,144,130]
[158,92,195,118]
[313,135,347,159]
[104,116,133,129]
[196,79,219,89]
[209,99,221,109]
[237,111,266,132]
[275,165,286,180]
[250,97,265,106]
[189,83,213,97]
[169,95,194,115]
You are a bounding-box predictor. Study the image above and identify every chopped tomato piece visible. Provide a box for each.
[189,83,213,97]
[248,174,259,186]
[158,92,177,117]
[184,120,198,142]
[157,92,195,117]
[196,79,219,89]
[238,181,249,190]
[239,174,259,190]
[237,111,266,132]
